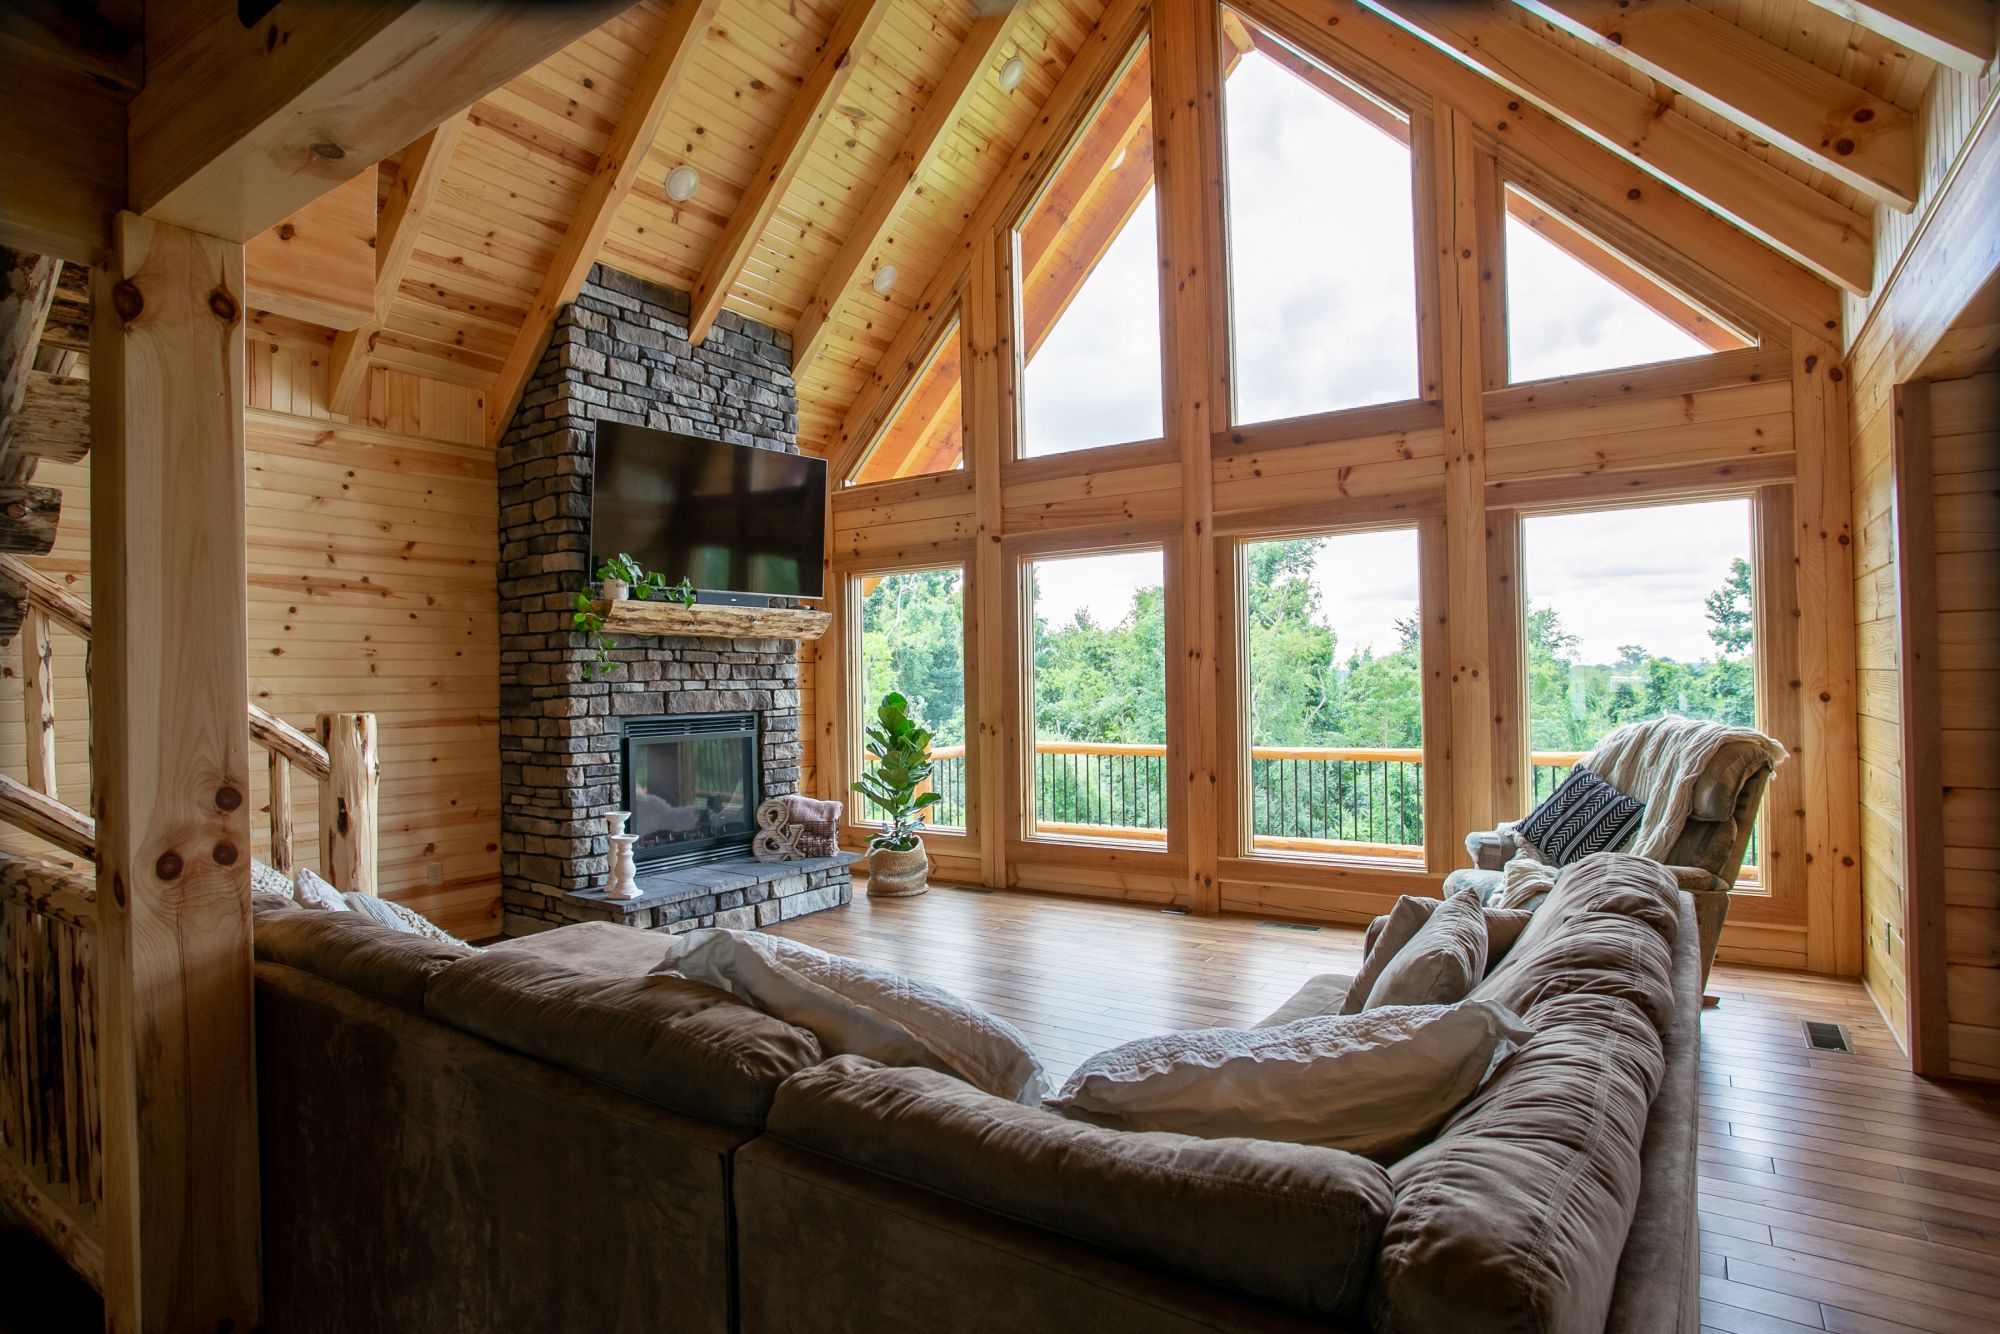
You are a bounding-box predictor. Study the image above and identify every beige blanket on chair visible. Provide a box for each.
[1498,715,1785,907]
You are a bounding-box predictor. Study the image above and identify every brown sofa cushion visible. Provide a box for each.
[767,1055,1393,1320]
[1362,889,1488,1008]
[484,920,673,974]
[1344,898,1534,1016]
[425,946,822,1130]
[1368,853,1685,1334]
[255,904,470,1012]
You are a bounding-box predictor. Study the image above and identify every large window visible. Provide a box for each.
[1503,185,1750,383]
[849,319,963,486]
[1521,498,1760,874]
[1243,529,1423,859]
[1016,42,1163,458]
[857,568,967,831]
[1222,14,1419,424]
[1028,549,1167,842]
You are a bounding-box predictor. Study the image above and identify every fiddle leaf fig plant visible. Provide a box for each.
[572,556,700,680]
[850,692,942,852]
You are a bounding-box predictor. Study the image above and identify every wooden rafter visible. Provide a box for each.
[790,6,1027,379]
[1798,0,1997,77]
[686,0,899,349]
[329,112,469,417]
[1363,0,1875,294]
[129,0,630,242]
[1507,0,1920,211]
[484,0,720,444]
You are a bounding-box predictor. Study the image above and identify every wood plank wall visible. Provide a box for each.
[0,318,502,940]
[1930,372,1999,1079]
[810,0,1864,974]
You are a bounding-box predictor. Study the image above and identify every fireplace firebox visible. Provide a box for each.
[621,713,760,871]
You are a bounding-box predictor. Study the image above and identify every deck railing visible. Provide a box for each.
[897,740,1758,876]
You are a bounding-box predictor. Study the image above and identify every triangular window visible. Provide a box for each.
[1504,185,1752,383]
[1015,40,1163,458]
[849,318,963,486]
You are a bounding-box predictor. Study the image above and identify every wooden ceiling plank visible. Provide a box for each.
[1365,0,1875,293]
[790,7,1026,379]
[483,0,722,445]
[1507,0,1920,211]
[1797,0,1997,77]
[129,0,630,242]
[685,0,901,349]
[329,113,471,419]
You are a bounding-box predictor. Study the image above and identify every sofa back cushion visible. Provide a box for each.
[255,904,470,1012]
[1368,854,1685,1334]
[1363,890,1488,1008]
[768,1055,1393,1321]
[426,947,822,1131]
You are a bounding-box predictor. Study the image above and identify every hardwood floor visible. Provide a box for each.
[772,884,2000,1334]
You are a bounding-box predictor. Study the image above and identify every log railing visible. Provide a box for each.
[0,556,383,1289]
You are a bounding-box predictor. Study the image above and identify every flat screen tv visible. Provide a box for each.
[591,423,826,601]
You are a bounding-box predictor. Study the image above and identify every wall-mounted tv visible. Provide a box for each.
[590,423,826,601]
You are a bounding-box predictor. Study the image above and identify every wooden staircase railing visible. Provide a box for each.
[0,554,382,1290]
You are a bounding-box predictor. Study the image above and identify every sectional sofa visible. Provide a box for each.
[252,852,1700,1333]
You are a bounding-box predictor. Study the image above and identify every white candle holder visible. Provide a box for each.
[606,832,642,901]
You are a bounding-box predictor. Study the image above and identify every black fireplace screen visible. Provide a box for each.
[622,713,759,870]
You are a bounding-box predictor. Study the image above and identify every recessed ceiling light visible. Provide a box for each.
[665,164,700,202]
[999,56,1026,92]
[871,265,899,295]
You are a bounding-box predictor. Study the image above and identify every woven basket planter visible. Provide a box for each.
[866,844,929,897]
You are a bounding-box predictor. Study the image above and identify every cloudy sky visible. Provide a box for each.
[1023,46,1743,665]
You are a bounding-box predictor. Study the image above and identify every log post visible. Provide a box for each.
[267,750,294,877]
[318,711,379,895]
[20,604,55,798]
[90,211,260,1331]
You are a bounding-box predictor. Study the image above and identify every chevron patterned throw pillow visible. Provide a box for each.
[1515,767,1644,866]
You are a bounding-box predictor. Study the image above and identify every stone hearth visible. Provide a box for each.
[496,264,849,936]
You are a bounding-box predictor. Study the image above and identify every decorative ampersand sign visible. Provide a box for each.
[752,798,808,863]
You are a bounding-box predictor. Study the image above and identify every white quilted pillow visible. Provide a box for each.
[1048,1000,1531,1160]
[653,929,1048,1104]
[292,866,349,912]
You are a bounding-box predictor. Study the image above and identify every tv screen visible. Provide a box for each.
[591,424,826,600]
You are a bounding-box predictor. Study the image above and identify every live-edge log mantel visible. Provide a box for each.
[91,212,260,1332]
[593,599,833,641]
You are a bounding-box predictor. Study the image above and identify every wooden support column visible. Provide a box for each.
[20,605,55,798]
[966,236,1009,886]
[1432,109,1496,861]
[1152,0,1228,911]
[318,712,380,895]
[267,751,295,877]
[1792,326,1862,976]
[91,210,259,1332]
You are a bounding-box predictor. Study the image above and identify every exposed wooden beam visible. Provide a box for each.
[1508,0,1920,211]
[7,372,90,467]
[329,112,469,418]
[1363,0,1875,294]
[1800,0,1996,77]
[484,0,719,445]
[92,209,260,1332]
[791,7,1025,379]
[0,50,126,261]
[1251,0,1842,338]
[0,249,59,471]
[129,0,629,242]
[687,0,900,349]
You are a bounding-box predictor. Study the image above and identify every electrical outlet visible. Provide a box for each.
[426,861,444,886]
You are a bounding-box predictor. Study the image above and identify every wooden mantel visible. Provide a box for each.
[595,599,831,641]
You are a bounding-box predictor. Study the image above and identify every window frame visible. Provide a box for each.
[844,315,968,488]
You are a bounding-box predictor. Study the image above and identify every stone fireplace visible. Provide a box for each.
[496,265,851,937]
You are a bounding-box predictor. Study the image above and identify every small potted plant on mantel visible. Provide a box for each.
[573,554,698,680]
[851,692,942,897]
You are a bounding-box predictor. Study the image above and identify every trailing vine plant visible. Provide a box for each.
[573,555,699,679]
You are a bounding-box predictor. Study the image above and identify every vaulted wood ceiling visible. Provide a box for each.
[294,0,1995,452]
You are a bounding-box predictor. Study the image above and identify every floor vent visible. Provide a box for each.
[1259,921,1323,933]
[944,886,994,896]
[1802,1020,1853,1053]
[1159,907,1189,916]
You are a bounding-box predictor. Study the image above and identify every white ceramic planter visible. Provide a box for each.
[601,578,630,602]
